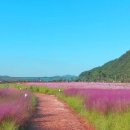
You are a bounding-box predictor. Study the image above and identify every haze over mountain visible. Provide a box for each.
[0,75,78,82]
[79,50,130,82]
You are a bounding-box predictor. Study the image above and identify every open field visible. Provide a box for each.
[1,83,130,130]
[22,82,130,130]
[24,82,130,89]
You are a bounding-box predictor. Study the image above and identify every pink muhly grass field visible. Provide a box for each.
[24,82,130,89]
[64,88,130,114]
[0,88,33,125]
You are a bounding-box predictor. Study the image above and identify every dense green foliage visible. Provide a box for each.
[79,50,130,82]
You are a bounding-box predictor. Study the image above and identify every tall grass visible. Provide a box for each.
[64,88,130,113]
[64,88,130,130]
[1,83,130,130]
[0,87,37,130]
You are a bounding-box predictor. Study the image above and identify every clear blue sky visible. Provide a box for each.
[0,0,130,77]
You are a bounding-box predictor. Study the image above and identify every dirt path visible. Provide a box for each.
[28,94,92,130]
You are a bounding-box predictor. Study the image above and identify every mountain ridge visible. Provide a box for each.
[79,50,130,82]
[0,75,78,82]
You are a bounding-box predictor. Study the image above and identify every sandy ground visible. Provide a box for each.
[28,94,93,130]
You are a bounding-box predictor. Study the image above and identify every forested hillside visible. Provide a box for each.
[79,50,130,82]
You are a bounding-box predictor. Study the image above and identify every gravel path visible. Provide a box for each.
[28,94,93,130]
